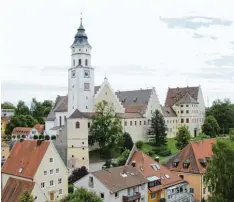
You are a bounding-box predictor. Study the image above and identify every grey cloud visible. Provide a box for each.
[1,81,67,92]
[160,16,232,30]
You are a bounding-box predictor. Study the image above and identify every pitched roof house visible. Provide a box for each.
[165,138,216,201]
[125,145,194,202]
[73,165,149,202]
[1,140,68,202]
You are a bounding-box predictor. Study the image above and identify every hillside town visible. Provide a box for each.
[1,3,234,202]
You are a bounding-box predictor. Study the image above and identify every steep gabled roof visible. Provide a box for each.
[2,140,50,179]
[1,178,35,202]
[91,165,148,193]
[175,92,199,105]
[165,138,216,174]
[127,151,184,188]
[161,106,177,117]
[116,89,152,113]
[164,86,199,107]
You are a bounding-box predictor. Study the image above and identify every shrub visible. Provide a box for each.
[148,150,155,156]
[45,135,50,140]
[51,135,56,140]
[17,135,21,139]
[122,132,134,151]
[135,141,143,149]
[68,184,74,194]
[33,135,38,140]
[152,146,167,154]
[158,150,172,157]
[117,149,130,166]
[39,134,44,139]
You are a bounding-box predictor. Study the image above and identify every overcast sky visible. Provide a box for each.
[1,0,234,106]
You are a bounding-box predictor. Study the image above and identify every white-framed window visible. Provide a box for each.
[59,189,63,195]
[151,193,156,199]
[50,180,54,186]
[41,182,45,188]
[58,178,62,184]
[56,168,59,174]
[50,169,53,175]
[49,157,54,163]
[115,192,119,198]
[44,170,47,175]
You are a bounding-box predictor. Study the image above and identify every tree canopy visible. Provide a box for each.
[202,115,220,137]
[60,188,102,202]
[175,126,191,150]
[19,191,34,202]
[206,99,234,134]
[122,132,134,151]
[147,109,168,146]
[204,140,234,202]
[89,100,123,158]
[1,101,16,109]
[68,166,88,184]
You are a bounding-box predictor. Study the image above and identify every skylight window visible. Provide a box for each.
[165,174,170,179]
[151,163,160,170]
[19,168,23,173]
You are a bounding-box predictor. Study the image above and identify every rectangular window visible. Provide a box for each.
[125,121,127,126]
[41,182,45,188]
[186,105,189,107]
[49,158,54,163]
[44,171,47,175]
[130,121,132,126]
[181,105,183,107]
[139,121,141,125]
[115,192,119,198]
[56,168,59,173]
[144,121,146,125]
[50,169,53,175]
[181,110,184,114]
[50,180,54,186]
[186,118,189,123]
[58,178,62,184]
[190,188,194,193]
[100,193,104,199]
[59,189,62,195]
[79,59,81,65]
[135,121,137,125]
[59,116,62,127]
[181,119,184,123]
[151,193,156,199]
[88,122,90,128]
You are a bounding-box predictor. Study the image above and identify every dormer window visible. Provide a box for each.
[172,158,179,167]
[183,160,190,168]
[199,158,207,167]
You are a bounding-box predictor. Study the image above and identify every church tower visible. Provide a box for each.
[68,16,94,115]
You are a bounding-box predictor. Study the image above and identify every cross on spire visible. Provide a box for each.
[80,12,83,23]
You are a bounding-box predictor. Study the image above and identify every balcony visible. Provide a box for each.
[122,192,141,202]
[167,193,194,202]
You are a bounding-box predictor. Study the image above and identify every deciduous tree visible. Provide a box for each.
[202,116,220,137]
[147,110,168,146]
[175,126,191,150]
[1,102,16,109]
[60,188,102,202]
[89,101,123,158]
[68,166,88,184]
[19,191,34,202]
[204,140,234,202]
[122,132,134,151]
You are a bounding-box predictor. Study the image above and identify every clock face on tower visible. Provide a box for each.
[84,70,90,78]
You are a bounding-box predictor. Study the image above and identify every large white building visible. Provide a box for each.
[45,17,205,172]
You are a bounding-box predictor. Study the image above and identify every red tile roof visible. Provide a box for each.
[11,127,32,136]
[1,177,35,202]
[123,104,147,113]
[127,151,184,189]
[164,86,199,107]
[2,140,50,179]
[33,124,44,134]
[165,138,216,174]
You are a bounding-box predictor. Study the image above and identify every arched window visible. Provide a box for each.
[76,121,80,129]
[79,59,81,65]
[85,59,88,66]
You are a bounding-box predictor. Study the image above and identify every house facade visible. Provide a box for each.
[73,165,149,202]
[125,146,194,202]
[1,142,10,166]
[163,87,205,138]
[1,140,68,202]
[165,138,216,201]
[1,109,15,117]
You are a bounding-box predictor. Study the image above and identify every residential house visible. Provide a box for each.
[165,138,216,201]
[1,142,10,166]
[1,109,15,117]
[126,146,194,202]
[163,87,205,138]
[1,117,10,136]
[1,140,68,201]
[73,165,149,202]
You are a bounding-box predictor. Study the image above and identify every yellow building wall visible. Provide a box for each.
[2,145,10,160]
[172,171,202,201]
[1,120,6,136]
[148,190,165,202]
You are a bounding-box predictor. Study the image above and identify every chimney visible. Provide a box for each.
[37,140,42,146]
[155,156,159,162]
[131,160,136,167]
